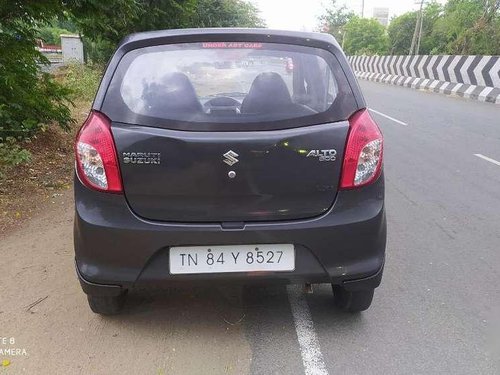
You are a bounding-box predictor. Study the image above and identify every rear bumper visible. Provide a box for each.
[74,173,386,294]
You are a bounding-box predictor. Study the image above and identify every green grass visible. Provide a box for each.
[60,63,103,102]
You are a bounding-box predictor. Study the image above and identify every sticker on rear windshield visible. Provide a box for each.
[201,42,263,49]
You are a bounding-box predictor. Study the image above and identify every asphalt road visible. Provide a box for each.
[1,81,499,374]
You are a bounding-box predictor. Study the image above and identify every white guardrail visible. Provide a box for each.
[348,55,500,104]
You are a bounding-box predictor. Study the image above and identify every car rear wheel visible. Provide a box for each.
[87,292,127,315]
[332,286,374,313]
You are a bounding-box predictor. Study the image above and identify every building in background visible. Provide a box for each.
[61,34,84,63]
[373,7,389,26]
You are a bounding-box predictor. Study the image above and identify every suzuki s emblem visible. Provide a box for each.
[223,150,239,166]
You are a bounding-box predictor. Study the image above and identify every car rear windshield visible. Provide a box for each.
[103,42,356,130]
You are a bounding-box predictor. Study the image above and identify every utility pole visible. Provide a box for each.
[361,0,365,17]
[409,0,425,55]
[415,6,424,54]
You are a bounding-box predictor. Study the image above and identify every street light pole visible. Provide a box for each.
[409,0,425,55]
[416,6,424,54]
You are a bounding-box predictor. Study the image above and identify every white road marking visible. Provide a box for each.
[474,153,500,167]
[369,108,408,126]
[287,286,329,375]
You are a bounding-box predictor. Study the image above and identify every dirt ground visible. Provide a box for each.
[0,100,89,237]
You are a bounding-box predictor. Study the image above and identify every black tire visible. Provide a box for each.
[87,292,127,315]
[332,286,374,313]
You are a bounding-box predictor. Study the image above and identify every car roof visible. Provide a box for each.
[119,28,339,48]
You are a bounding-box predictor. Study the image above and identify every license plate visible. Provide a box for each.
[169,244,295,274]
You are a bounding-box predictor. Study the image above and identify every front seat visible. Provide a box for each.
[241,72,293,115]
[142,72,203,117]
[241,72,315,117]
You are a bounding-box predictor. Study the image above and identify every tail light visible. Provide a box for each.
[340,109,383,189]
[75,111,123,193]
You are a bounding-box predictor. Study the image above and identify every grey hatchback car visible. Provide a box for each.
[74,28,386,315]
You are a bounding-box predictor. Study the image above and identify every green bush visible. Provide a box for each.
[0,62,103,171]
[37,26,73,45]
[0,137,31,176]
[61,63,103,101]
[343,17,388,55]
[82,37,116,65]
[0,18,75,141]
